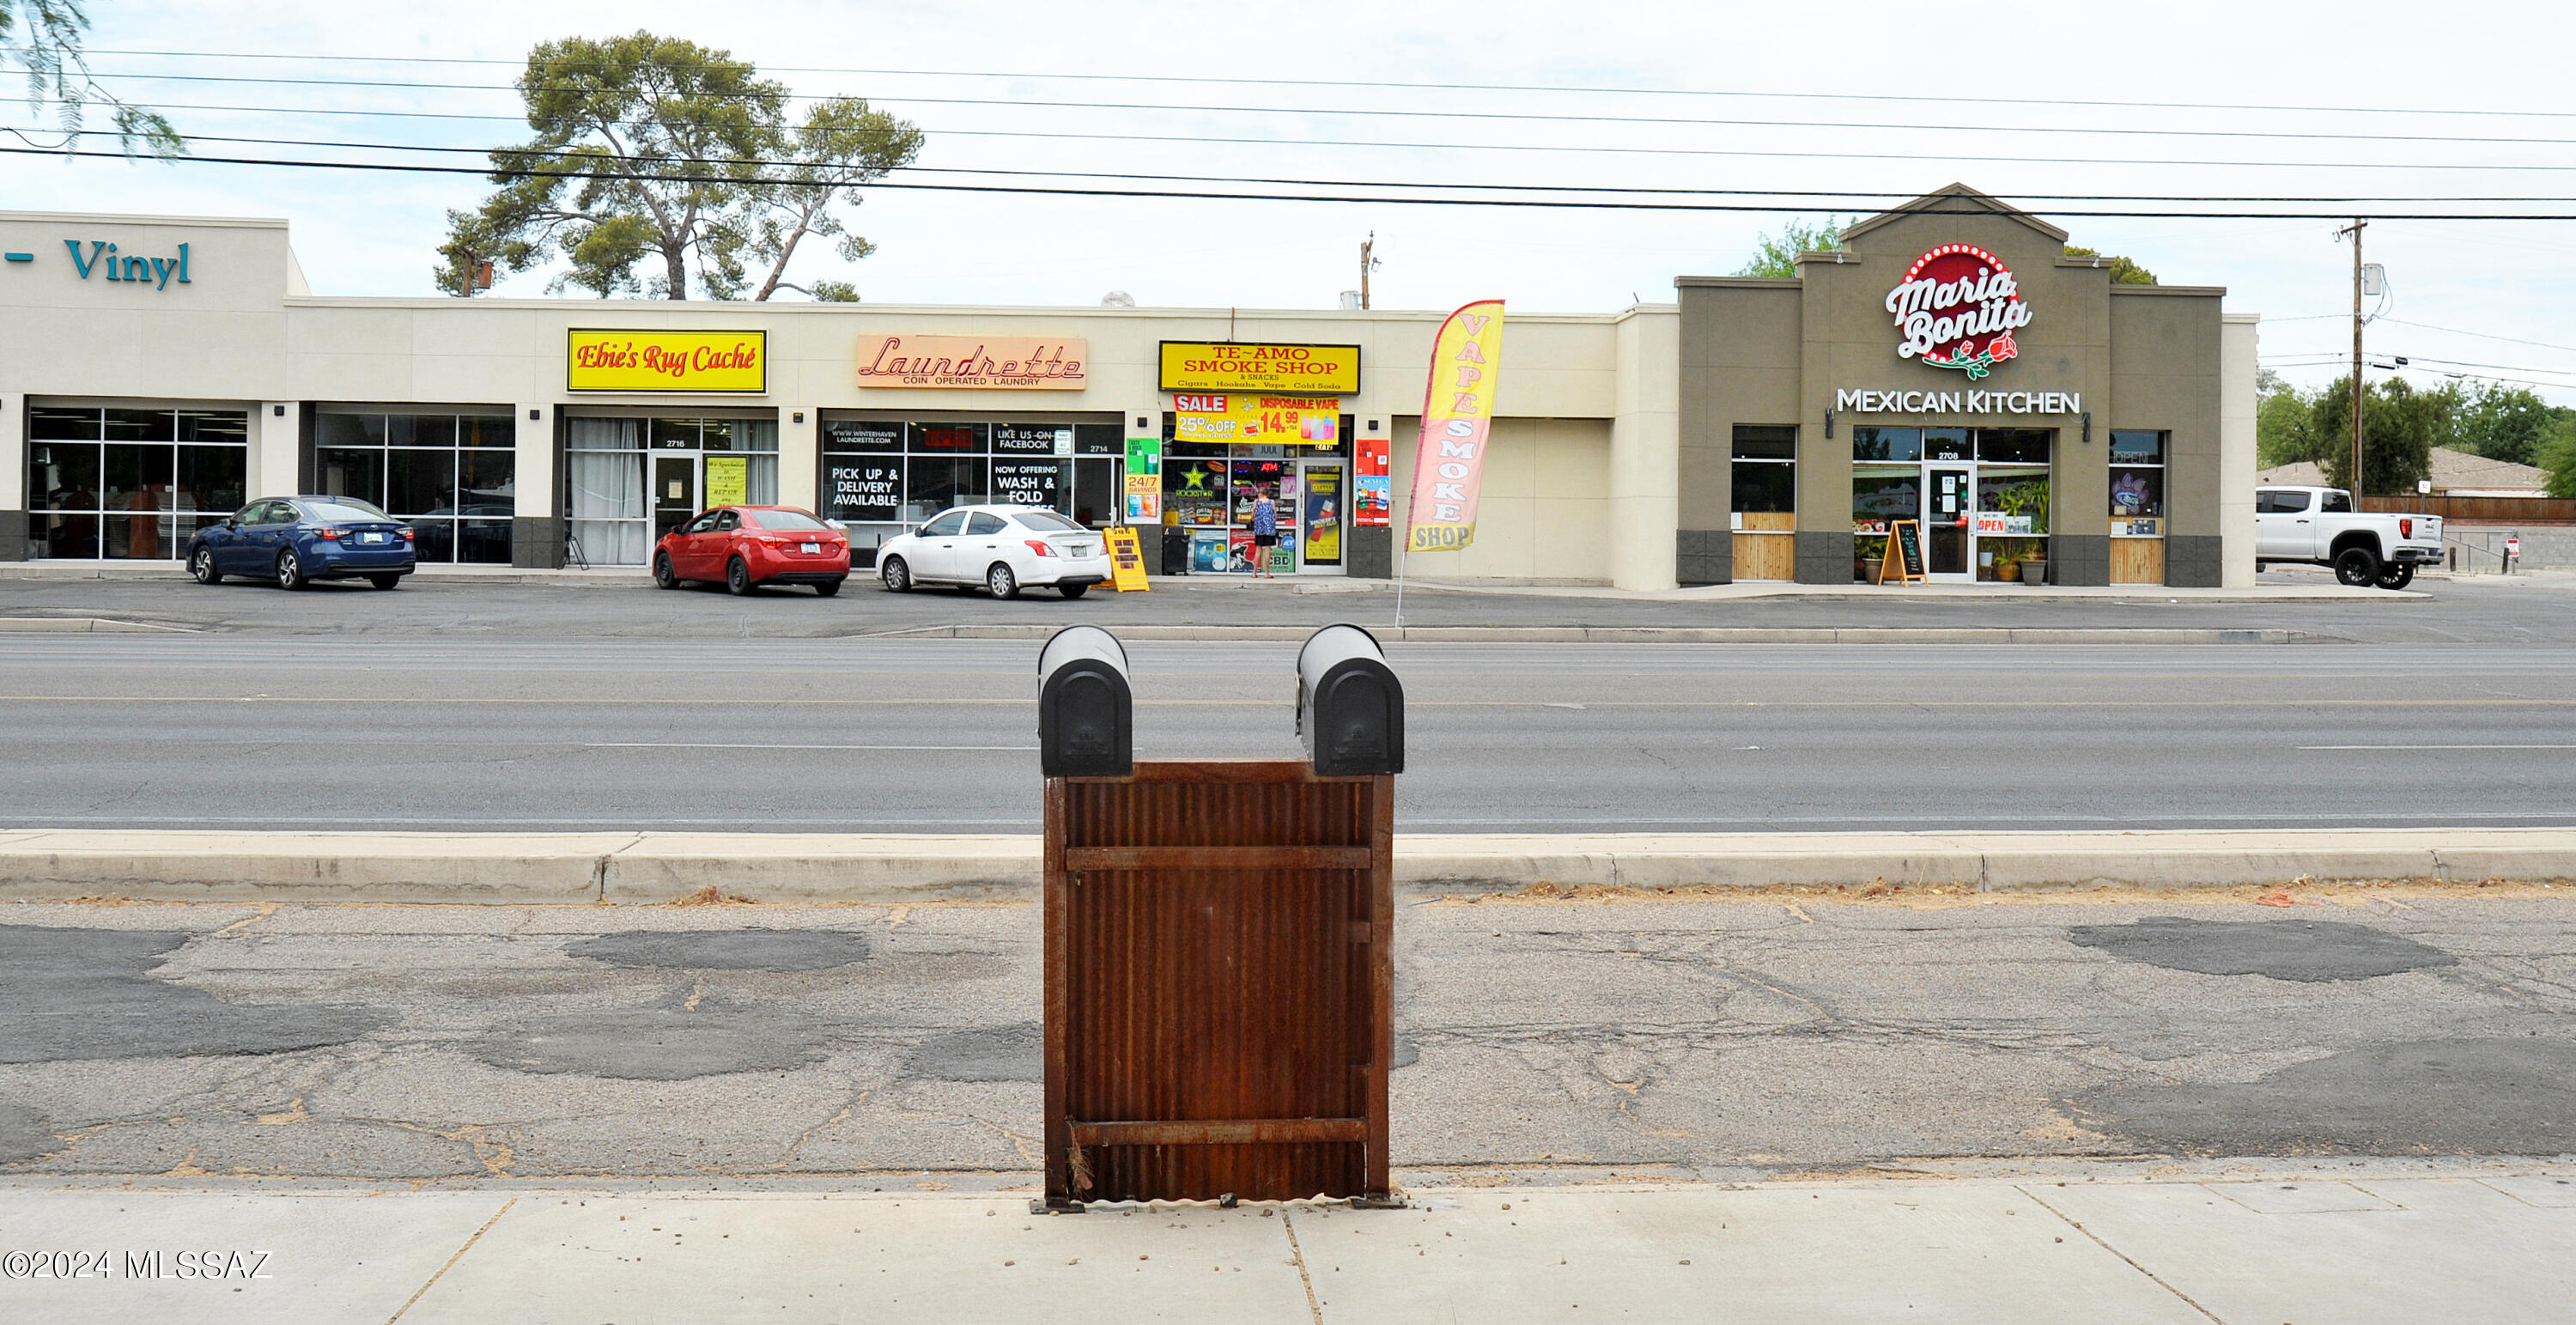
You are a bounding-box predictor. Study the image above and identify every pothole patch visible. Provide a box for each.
[2071,1038,2576,1156]
[469,995,832,1080]
[566,928,873,972]
[0,1104,58,1165]
[908,1024,1041,1083]
[0,925,396,1064]
[2067,915,2458,982]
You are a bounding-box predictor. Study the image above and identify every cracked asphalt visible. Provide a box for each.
[3,893,2571,1183]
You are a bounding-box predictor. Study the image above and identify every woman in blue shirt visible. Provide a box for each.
[1250,483,1279,577]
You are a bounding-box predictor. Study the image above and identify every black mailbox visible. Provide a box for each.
[1296,624,1404,776]
[1037,626,1133,777]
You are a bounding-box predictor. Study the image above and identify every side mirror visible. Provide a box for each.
[1297,624,1404,775]
[1037,625,1133,778]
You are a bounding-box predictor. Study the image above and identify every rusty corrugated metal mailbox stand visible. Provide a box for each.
[1037,624,1402,1210]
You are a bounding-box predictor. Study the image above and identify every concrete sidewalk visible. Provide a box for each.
[3,1165,2571,1322]
[3,827,2573,903]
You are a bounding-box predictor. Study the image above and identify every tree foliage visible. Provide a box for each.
[2449,383,2556,466]
[2298,376,2455,495]
[437,33,920,300]
[2537,416,2576,499]
[2,0,183,155]
[1732,217,1844,277]
[2061,246,2156,284]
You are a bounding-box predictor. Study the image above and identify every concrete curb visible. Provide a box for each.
[0,617,200,633]
[875,625,2316,645]
[2,828,2570,903]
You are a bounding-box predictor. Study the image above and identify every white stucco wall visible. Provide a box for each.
[2221,313,2259,587]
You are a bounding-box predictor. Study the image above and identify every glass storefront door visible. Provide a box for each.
[652,454,697,540]
[1297,458,1345,571]
[1925,465,1971,579]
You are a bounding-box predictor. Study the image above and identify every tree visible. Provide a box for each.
[2307,375,2457,495]
[2257,379,2320,470]
[3,0,183,155]
[438,33,919,300]
[2063,245,2155,284]
[2449,383,2557,466]
[1733,217,1844,278]
[2537,416,2576,499]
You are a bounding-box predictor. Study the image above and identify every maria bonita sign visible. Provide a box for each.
[1886,244,2030,380]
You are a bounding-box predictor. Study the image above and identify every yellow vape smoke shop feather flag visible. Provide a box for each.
[1405,300,1505,552]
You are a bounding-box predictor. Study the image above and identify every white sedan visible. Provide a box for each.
[876,504,1114,599]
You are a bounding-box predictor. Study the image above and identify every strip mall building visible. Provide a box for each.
[0,185,2254,587]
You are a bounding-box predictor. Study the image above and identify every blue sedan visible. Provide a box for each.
[187,495,417,590]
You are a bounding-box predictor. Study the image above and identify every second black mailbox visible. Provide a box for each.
[1296,624,1405,776]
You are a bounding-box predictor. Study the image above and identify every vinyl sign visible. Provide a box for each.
[1405,299,1505,553]
[568,330,767,393]
[1171,393,1340,445]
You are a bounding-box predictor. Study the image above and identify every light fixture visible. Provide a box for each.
[2081,411,2092,445]
[793,410,805,423]
[272,404,285,417]
[527,409,540,421]
[1822,409,1835,440]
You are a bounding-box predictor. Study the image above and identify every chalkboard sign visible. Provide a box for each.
[1878,520,1925,585]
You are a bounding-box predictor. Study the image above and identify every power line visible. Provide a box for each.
[78,48,2576,123]
[10,143,2576,220]
[2379,319,2576,356]
[53,70,2576,149]
[18,95,2576,176]
[23,126,2576,206]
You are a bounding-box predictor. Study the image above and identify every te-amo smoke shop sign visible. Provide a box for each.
[1159,341,1361,394]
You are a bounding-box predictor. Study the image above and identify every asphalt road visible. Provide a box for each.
[0,636,2572,832]
[6,564,2576,642]
[4,894,2571,1181]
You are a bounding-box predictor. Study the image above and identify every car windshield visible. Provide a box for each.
[1013,510,1083,532]
[749,509,830,531]
[302,500,390,523]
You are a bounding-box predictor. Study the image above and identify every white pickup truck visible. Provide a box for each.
[2254,485,2443,589]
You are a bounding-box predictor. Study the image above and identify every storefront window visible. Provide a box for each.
[561,416,775,566]
[2110,430,2167,530]
[1851,426,1921,463]
[817,418,1121,565]
[316,410,518,563]
[26,406,247,558]
[1850,465,1917,580]
[1730,425,1795,520]
[1160,414,1352,574]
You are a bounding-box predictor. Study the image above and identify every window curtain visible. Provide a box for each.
[566,450,646,566]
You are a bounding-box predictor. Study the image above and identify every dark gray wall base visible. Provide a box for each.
[0,510,27,562]
[2164,534,2223,588]
[1346,526,1393,580]
[513,516,568,570]
[2051,533,2110,587]
[1676,528,1732,586]
[1795,530,1855,585]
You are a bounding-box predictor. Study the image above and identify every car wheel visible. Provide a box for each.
[726,556,755,595]
[367,574,403,591]
[814,577,844,598]
[2376,562,2415,591]
[190,546,222,585]
[1059,583,1089,599]
[879,556,912,593]
[276,548,307,590]
[2333,545,2381,587]
[986,562,1018,600]
[653,552,679,590]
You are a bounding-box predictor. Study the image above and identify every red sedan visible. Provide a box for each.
[653,506,851,596]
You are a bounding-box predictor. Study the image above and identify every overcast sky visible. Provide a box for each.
[10,0,2573,405]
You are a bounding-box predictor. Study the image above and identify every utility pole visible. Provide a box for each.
[1359,233,1376,311]
[2336,218,2367,492]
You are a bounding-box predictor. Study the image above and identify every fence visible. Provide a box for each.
[2361,495,2576,526]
